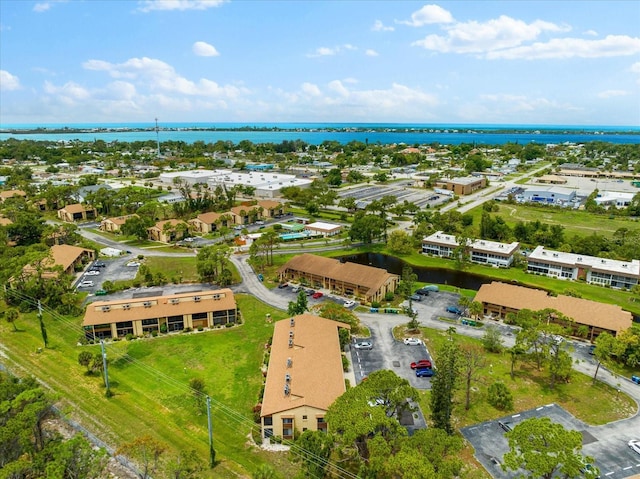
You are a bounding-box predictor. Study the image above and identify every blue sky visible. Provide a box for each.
[1,0,639,126]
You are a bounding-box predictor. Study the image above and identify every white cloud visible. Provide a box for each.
[33,2,51,12]
[82,56,248,98]
[0,70,21,91]
[365,49,379,57]
[43,80,90,100]
[597,90,629,98]
[137,0,225,12]
[457,93,581,123]
[486,35,640,60]
[307,44,358,58]
[192,41,220,57]
[399,4,454,27]
[584,29,598,37]
[372,20,394,32]
[301,82,321,96]
[413,15,569,54]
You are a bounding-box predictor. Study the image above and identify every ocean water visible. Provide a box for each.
[0,123,638,146]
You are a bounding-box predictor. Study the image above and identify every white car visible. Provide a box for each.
[85,270,100,276]
[403,337,422,346]
[126,261,141,267]
[78,280,94,288]
[184,237,194,242]
[343,300,356,308]
[354,341,373,350]
[630,439,640,455]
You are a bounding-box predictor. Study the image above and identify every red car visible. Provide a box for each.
[312,291,324,299]
[410,359,432,369]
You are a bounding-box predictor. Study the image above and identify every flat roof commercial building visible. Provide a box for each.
[474,282,632,339]
[304,222,342,237]
[260,314,349,441]
[422,231,520,267]
[435,176,486,196]
[207,171,312,198]
[82,289,238,340]
[527,245,640,289]
[521,186,576,204]
[278,253,399,304]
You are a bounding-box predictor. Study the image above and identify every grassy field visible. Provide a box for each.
[0,295,294,479]
[466,202,640,239]
[404,326,637,428]
[142,256,200,282]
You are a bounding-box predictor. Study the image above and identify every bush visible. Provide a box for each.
[160,324,168,334]
[151,330,158,337]
[125,333,134,341]
[341,354,350,372]
[182,327,193,333]
[487,381,513,410]
[225,322,234,328]
[384,291,394,302]
[371,301,381,309]
[197,326,204,332]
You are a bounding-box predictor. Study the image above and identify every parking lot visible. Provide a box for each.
[74,255,142,295]
[338,183,449,209]
[462,403,640,479]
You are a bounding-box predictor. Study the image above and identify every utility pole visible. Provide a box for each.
[100,340,111,396]
[155,117,160,158]
[37,300,48,348]
[206,396,215,468]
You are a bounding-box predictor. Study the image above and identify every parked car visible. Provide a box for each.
[312,291,324,299]
[446,306,463,315]
[343,300,356,308]
[411,359,432,369]
[291,286,300,293]
[354,341,373,350]
[415,368,435,377]
[632,375,640,385]
[255,220,265,225]
[423,285,439,292]
[305,289,315,296]
[588,345,596,355]
[403,337,422,346]
[629,439,640,455]
[498,421,513,432]
[580,463,600,479]
[409,294,422,302]
[277,283,288,289]
[78,280,94,288]
[94,289,108,296]
[94,261,106,268]
[126,261,141,267]
[85,270,100,276]
[414,289,430,297]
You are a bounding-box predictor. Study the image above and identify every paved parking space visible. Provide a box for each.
[462,403,640,479]
[337,184,448,209]
[76,256,143,296]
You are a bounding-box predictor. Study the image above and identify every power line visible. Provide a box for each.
[3,290,361,479]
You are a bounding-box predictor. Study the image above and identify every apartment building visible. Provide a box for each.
[260,314,349,441]
[422,231,520,268]
[527,246,640,289]
[82,289,238,340]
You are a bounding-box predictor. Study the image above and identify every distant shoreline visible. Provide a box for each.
[2,125,639,136]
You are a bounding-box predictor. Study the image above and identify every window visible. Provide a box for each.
[302,415,307,420]
[263,416,273,426]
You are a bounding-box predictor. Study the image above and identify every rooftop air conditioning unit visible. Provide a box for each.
[194,296,201,302]
[284,384,290,396]
[143,301,152,308]
[286,358,292,368]
[289,330,294,338]
[213,294,220,300]
[122,304,131,310]
[285,373,291,382]
[288,338,293,348]
[290,318,295,327]
[169,298,179,305]
[101,306,111,312]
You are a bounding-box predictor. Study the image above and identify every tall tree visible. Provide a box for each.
[116,435,166,479]
[287,290,308,316]
[459,344,486,410]
[430,339,460,434]
[503,417,596,479]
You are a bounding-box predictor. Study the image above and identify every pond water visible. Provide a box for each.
[338,252,499,291]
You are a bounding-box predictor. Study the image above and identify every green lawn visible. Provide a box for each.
[466,202,640,239]
[404,326,637,428]
[0,295,293,478]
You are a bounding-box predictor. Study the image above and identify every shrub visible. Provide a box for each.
[371,301,381,309]
[487,381,513,410]
[125,333,134,341]
[151,330,158,337]
[225,322,234,328]
[197,326,204,332]
[160,324,168,334]
[182,327,193,333]
[384,291,394,302]
[341,354,350,372]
